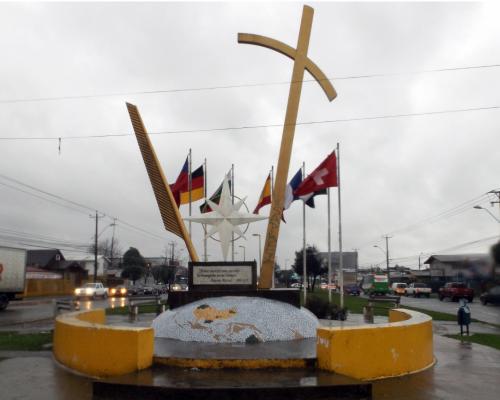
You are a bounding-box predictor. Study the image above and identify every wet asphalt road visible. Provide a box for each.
[398,295,500,325]
[0,296,129,329]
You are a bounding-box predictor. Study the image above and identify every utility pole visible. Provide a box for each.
[109,218,117,272]
[90,211,104,282]
[383,235,392,283]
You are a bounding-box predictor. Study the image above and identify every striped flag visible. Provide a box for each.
[253,173,271,214]
[180,165,204,204]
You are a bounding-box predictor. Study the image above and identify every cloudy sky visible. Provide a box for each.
[0,1,499,270]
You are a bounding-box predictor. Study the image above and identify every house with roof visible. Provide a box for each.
[424,253,494,291]
[26,249,87,287]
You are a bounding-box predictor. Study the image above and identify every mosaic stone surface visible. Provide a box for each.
[152,296,319,343]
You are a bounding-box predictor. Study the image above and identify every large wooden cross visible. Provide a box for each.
[238,5,337,288]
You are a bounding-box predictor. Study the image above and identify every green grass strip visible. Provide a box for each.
[445,333,500,351]
[0,331,53,351]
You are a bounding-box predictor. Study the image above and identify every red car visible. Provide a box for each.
[438,282,474,302]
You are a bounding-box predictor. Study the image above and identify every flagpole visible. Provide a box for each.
[327,186,332,304]
[203,158,207,262]
[231,163,235,262]
[337,143,344,309]
[188,148,192,238]
[302,161,307,304]
[270,166,274,289]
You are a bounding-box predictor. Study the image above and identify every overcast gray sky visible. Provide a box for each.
[0,1,499,270]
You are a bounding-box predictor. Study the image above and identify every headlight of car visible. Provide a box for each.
[74,289,80,295]
[171,284,181,291]
[120,288,127,294]
[110,288,116,294]
[85,288,93,294]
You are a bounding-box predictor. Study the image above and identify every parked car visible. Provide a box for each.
[153,284,168,295]
[405,283,431,298]
[480,286,500,305]
[390,282,407,296]
[438,282,474,302]
[109,285,127,297]
[142,286,155,295]
[344,284,361,296]
[74,283,108,300]
[127,285,144,296]
[291,282,303,289]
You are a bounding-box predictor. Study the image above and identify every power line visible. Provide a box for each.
[1,104,500,142]
[356,190,496,250]
[1,63,499,105]
[0,172,167,242]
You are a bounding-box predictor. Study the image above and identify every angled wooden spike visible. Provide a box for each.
[126,102,199,262]
[238,5,336,288]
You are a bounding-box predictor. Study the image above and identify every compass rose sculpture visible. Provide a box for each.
[185,177,267,261]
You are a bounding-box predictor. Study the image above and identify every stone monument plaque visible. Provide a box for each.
[189,261,257,291]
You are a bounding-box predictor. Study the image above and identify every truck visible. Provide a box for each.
[438,282,474,302]
[74,282,109,300]
[405,283,431,298]
[0,246,27,311]
[361,274,389,296]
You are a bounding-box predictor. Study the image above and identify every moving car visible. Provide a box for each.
[405,283,431,298]
[74,282,109,300]
[480,286,500,305]
[390,282,407,296]
[109,285,127,297]
[438,282,474,302]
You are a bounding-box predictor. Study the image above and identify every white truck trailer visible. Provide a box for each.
[0,246,27,310]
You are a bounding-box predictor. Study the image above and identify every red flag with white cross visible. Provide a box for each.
[294,151,337,196]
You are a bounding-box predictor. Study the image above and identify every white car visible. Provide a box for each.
[74,283,109,300]
[405,283,431,298]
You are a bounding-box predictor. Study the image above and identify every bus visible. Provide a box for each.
[361,274,389,296]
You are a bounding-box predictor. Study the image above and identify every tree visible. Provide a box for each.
[490,241,500,281]
[88,238,122,267]
[120,247,146,284]
[152,265,175,284]
[491,241,500,265]
[292,245,326,291]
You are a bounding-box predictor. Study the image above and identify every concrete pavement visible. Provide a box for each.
[0,335,499,399]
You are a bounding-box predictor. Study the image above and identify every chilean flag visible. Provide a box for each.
[294,152,337,197]
[170,157,189,206]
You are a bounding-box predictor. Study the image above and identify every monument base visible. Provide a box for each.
[168,288,300,309]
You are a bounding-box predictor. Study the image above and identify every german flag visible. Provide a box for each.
[253,173,271,214]
[180,165,204,204]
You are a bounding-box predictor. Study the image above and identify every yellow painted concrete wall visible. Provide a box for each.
[53,309,154,377]
[317,308,434,380]
[24,279,75,297]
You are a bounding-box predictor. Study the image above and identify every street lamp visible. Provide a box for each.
[373,244,390,282]
[252,233,262,271]
[238,245,246,261]
[473,205,500,223]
